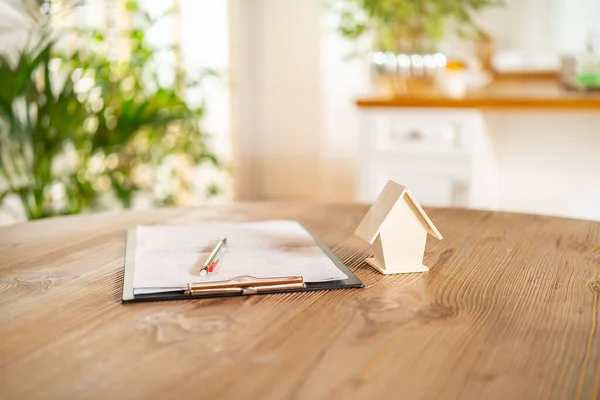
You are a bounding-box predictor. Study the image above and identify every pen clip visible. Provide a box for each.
[187,275,304,291]
[185,281,306,296]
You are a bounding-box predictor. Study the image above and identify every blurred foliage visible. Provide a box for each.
[0,0,222,220]
[330,0,503,53]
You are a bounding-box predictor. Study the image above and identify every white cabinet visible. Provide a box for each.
[357,108,498,209]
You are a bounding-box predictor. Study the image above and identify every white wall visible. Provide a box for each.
[230,0,323,201]
[472,0,559,53]
[556,0,600,54]
[442,0,599,57]
[320,12,371,201]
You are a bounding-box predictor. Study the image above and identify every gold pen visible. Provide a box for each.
[199,237,227,277]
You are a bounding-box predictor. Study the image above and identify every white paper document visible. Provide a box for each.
[132,220,348,295]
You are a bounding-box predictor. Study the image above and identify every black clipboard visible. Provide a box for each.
[122,225,364,303]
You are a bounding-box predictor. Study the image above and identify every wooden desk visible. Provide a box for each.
[1,204,599,399]
[356,79,600,110]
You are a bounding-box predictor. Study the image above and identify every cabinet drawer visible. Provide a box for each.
[369,113,474,155]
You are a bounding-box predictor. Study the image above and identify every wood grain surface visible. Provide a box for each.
[356,79,600,110]
[1,203,599,399]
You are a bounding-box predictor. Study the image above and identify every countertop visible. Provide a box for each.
[356,78,600,110]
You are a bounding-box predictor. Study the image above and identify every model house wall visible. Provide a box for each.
[379,199,428,271]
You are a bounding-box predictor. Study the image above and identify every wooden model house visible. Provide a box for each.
[355,180,443,274]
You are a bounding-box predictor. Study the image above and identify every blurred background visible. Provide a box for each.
[1,0,599,225]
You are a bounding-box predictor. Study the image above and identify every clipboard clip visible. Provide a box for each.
[185,275,305,296]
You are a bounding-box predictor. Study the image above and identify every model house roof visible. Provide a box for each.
[355,181,443,244]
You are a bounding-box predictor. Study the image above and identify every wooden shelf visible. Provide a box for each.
[356,79,600,110]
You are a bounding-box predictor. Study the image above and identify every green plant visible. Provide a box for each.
[331,0,503,53]
[0,0,223,221]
